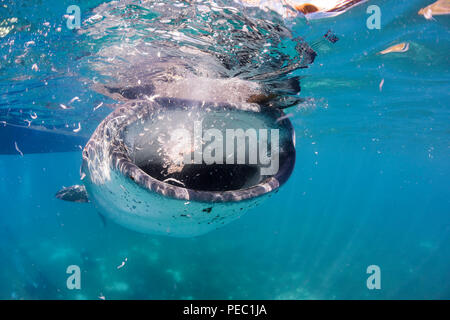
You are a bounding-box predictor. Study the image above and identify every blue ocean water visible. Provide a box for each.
[0,0,449,299]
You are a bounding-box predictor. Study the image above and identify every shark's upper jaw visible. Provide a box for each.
[104,97,296,203]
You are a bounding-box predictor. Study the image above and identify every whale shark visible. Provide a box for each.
[56,0,320,237]
[57,97,296,237]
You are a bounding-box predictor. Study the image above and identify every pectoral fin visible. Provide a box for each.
[56,185,107,226]
[55,185,89,203]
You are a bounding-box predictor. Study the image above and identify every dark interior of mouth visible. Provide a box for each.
[138,162,263,192]
[124,106,292,192]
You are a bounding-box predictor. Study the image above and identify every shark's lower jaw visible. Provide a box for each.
[82,98,296,237]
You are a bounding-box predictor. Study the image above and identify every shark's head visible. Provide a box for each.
[80,97,296,236]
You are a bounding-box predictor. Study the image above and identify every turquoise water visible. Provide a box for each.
[0,0,449,299]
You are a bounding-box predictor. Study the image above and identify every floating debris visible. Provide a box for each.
[163,177,186,187]
[0,17,18,38]
[419,0,450,19]
[98,294,106,300]
[86,14,103,24]
[30,111,38,119]
[276,113,294,123]
[14,142,24,157]
[73,122,81,133]
[379,42,409,55]
[69,96,80,104]
[324,30,339,43]
[379,79,384,92]
[59,104,72,110]
[144,94,160,102]
[31,63,39,71]
[93,102,104,111]
[117,258,128,269]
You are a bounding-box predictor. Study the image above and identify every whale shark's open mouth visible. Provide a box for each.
[107,98,296,202]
